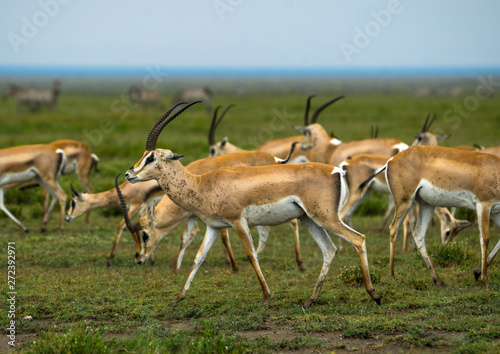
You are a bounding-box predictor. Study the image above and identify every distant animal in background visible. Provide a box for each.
[172,87,213,113]
[126,85,163,108]
[3,80,60,112]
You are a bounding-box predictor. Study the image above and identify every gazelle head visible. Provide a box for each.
[65,184,88,222]
[208,104,240,157]
[124,101,201,183]
[295,95,345,150]
[440,212,472,244]
[412,113,450,146]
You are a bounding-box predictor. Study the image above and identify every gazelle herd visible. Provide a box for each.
[2,93,500,308]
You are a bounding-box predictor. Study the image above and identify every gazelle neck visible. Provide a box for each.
[155,160,203,211]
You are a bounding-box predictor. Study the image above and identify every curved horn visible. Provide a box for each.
[115,174,139,233]
[149,101,202,150]
[371,125,379,139]
[208,105,222,146]
[146,102,188,151]
[278,141,299,164]
[70,183,81,199]
[304,95,316,126]
[209,104,236,146]
[311,95,345,124]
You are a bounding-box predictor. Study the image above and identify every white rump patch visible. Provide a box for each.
[392,143,409,153]
[330,138,342,146]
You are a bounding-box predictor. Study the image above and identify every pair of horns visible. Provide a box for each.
[208,104,235,145]
[146,101,202,151]
[304,95,345,126]
[421,113,436,133]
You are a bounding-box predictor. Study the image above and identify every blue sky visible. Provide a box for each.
[1,1,500,75]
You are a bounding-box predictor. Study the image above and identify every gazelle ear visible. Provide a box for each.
[172,153,184,160]
[220,137,228,148]
[436,134,451,141]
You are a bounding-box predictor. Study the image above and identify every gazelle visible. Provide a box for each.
[116,147,299,274]
[209,95,344,162]
[172,87,213,113]
[125,101,381,308]
[359,145,500,285]
[338,154,471,252]
[127,85,163,107]
[3,81,60,112]
[0,144,67,232]
[48,139,100,222]
[66,178,164,267]
[296,104,408,166]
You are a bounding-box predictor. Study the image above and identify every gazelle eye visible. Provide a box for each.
[145,155,155,164]
[142,233,149,243]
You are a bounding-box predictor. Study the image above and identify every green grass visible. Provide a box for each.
[1,80,500,352]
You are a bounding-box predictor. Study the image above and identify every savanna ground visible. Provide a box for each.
[1,77,500,353]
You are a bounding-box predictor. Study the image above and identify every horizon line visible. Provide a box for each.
[1,64,500,78]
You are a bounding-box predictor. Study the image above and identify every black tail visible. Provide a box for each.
[358,165,387,192]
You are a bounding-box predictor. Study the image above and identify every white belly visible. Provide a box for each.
[417,179,476,210]
[243,196,305,227]
[0,168,38,186]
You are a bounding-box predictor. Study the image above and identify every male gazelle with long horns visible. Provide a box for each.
[0,144,67,232]
[125,101,381,308]
[359,145,500,285]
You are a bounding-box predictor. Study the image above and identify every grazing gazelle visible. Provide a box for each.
[126,85,163,108]
[0,144,67,232]
[359,145,500,284]
[125,101,381,308]
[3,81,60,112]
[66,178,164,267]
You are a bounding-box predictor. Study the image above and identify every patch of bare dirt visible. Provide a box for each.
[1,319,467,353]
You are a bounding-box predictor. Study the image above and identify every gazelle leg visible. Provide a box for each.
[389,199,413,277]
[0,188,29,232]
[477,203,492,281]
[339,189,371,253]
[172,226,221,307]
[378,195,395,232]
[473,210,499,280]
[107,206,140,267]
[300,217,338,308]
[413,201,444,286]
[232,220,271,306]
[107,220,127,267]
[255,225,270,259]
[321,217,381,305]
[39,179,66,232]
[219,228,238,273]
[290,219,305,271]
[172,215,198,274]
